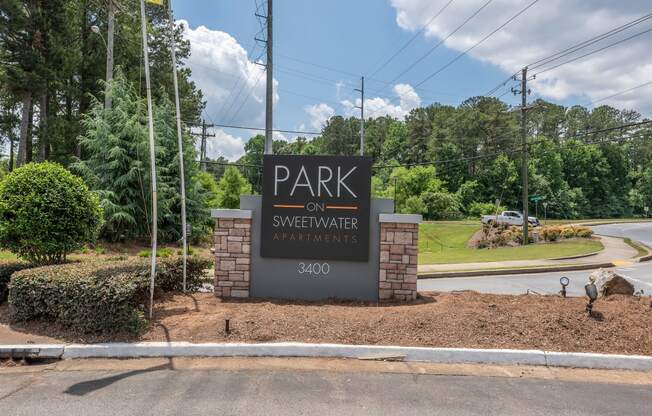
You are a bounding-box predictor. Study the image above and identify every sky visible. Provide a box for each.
[172,0,652,161]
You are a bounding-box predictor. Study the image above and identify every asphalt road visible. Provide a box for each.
[418,222,652,296]
[591,222,652,247]
[1,368,651,416]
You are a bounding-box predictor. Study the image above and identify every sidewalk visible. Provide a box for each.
[418,235,638,276]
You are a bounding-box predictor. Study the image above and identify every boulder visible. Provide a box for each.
[588,269,635,297]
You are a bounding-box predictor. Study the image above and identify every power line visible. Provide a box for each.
[584,80,652,107]
[528,12,652,70]
[413,0,539,90]
[483,10,652,98]
[186,121,321,136]
[367,0,456,79]
[226,68,266,124]
[532,26,652,76]
[375,0,494,93]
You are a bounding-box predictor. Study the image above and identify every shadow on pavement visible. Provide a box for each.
[64,363,172,396]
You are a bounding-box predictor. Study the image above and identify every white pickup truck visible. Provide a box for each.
[481,211,540,227]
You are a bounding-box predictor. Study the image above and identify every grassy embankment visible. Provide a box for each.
[418,221,604,264]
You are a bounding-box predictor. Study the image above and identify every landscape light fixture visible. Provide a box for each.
[584,283,598,317]
[559,276,569,298]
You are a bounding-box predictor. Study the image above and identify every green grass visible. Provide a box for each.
[0,250,18,261]
[418,222,604,264]
[623,238,649,258]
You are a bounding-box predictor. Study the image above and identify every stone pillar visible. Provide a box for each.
[378,214,422,301]
[212,209,252,298]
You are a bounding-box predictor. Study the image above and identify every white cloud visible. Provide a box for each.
[389,0,652,113]
[180,20,279,158]
[342,84,422,119]
[205,129,246,161]
[304,103,335,130]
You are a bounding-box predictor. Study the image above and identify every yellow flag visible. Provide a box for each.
[146,0,164,5]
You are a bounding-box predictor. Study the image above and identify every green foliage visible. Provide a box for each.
[0,162,102,264]
[421,191,462,220]
[72,74,207,242]
[9,261,149,335]
[217,166,252,209]
[0,261,31,303]
[468,202,505,218]
[155,256,212,292]
[196,171,220,209]
[137,247,175,258]
[8,256,211,334]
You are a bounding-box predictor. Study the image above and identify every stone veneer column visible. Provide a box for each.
[378,214,422,301]
[212,209,252,298]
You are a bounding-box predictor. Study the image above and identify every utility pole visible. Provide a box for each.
[264,0,273,155]
[190,119,214,171]
[105,0,115,109]
[519,67,530,245]
[201,120,207,171]
[354,76,365,156]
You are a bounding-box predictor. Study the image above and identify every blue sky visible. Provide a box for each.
[172,0,652,160]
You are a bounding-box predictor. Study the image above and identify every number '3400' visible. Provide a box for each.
[297,262,330,276]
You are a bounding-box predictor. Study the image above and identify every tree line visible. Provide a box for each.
[2,1,651,246]
[231,98,652,220]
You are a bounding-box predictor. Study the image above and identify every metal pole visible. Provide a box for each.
[264,0,273,155]
[355,76,365,156]
[167,0,187,292]
[105,0,115,109]
[360,76,364,156]
[140,0,158,319]
[520,67,529,245]
[201,120,207,171]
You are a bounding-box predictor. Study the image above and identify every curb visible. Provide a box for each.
[2,342,652,371]
[418,262,615,279]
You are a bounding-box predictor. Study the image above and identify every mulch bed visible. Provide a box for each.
[3,292,651,355]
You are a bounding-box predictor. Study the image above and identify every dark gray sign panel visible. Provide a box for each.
[261,155,372,261]
[244,196,394,301]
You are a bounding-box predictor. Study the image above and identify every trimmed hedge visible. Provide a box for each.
[541,225,593,242]
[0,261,32,303]
[9,262,149,335]
[156,256,212,292]
[8,256,212,335]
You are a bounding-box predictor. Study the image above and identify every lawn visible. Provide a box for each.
[0,251,17,261]
[418,221,604,264]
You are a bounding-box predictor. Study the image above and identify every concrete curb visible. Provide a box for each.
[2,342,652,371]
[418,262,615,279]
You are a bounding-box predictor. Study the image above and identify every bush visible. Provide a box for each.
[8,256,211,334]
[0,261,32,303]
[156,256,212,292]
[0,162,103,264]
[540,225,593,242]
[468,202,506,218]
[541,226,562,242]
[9,262,149,335]
[561,227,576,239]
[421,191,462,220]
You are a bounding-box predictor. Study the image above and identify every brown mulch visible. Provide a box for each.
[3,292,651,355]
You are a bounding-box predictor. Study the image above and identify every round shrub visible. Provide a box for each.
[0,162,103,264]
